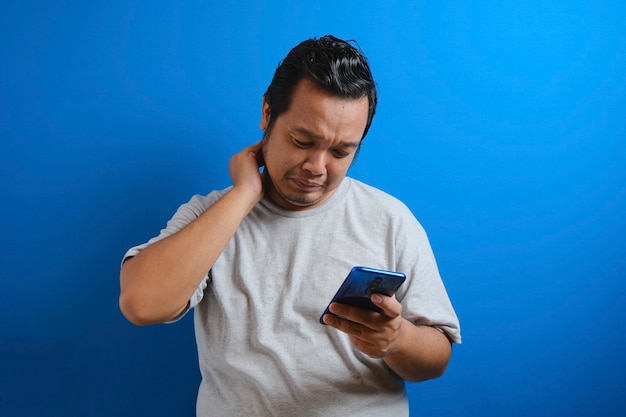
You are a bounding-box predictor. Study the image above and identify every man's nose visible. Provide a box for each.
[302,151,326,175]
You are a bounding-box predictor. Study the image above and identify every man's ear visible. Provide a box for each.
[260,97,271,130]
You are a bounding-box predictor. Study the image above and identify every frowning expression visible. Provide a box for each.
[260,79,370,211]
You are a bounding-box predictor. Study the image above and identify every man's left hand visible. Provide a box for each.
[322,294,404,358]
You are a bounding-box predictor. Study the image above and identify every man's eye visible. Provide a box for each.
[332,150,350,158]
[294,139,311,148]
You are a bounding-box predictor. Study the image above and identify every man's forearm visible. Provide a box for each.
[119,187,259,325]
[383,320,452,382]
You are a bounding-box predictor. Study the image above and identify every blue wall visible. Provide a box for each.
[2,1,625,416]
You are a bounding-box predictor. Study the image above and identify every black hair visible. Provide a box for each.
[263,35,377,139]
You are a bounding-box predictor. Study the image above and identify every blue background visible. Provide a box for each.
[1,1,625,416]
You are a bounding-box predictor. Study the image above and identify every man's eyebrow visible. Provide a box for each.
[291,126,360,148]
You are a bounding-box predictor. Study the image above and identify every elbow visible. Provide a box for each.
[119,290,156,326]
[403,362,449,383]
[118,255,190,325]
[119,260,165,326]
[118,284,185,326]
[400,334,453,382]
[421,361,449,381]
[413,343,453,382]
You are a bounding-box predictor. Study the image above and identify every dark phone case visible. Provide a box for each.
[319,266,406,324]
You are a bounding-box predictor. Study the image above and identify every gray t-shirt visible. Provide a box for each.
[124,177,461,417]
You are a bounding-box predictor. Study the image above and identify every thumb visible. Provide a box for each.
[370,294,402,318]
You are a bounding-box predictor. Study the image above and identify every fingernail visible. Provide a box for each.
[371,294,382,303]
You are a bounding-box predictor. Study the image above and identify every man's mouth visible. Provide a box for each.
[290,178,323,192]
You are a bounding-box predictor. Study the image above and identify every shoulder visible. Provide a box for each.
[153,187,232,234]
[122,187,232,262]
[346,178,415,217]
[345,177,428,241]
[178,187,232,215]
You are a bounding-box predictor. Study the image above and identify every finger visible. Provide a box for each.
[322,313,353,333]
[323,313,374,342]
[369,294,402,318]
[248,140,263,151]
[256,148,265,167]
[247,141,265,167]
[348,335,388,359]
[327,303,379,329]
[324,313,394,357]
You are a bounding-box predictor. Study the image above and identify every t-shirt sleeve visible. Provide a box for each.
[120,190,228,321]
[394,209,462,344]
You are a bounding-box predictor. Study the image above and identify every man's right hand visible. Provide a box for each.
[229,141,265,205]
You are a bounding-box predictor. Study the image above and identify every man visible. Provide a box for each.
[120,35,461,416]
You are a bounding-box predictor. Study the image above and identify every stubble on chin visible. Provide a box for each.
[262,169,328,208]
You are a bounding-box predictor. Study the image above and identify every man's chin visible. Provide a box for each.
[271,189,327,210]
[264,175,330,210]
[280,193,322,208]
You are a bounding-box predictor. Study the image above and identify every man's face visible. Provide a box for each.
[260,79,369,211]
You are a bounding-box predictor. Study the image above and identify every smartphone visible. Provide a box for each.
[320,266,406,324]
